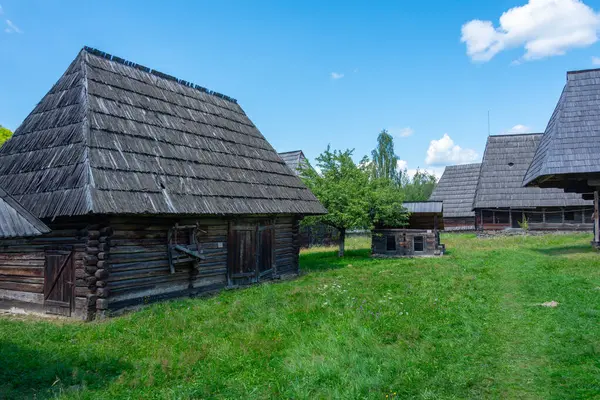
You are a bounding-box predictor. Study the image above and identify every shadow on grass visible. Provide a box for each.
[300,248,372,272]
[533,244,596,257]
[0,340,129,399]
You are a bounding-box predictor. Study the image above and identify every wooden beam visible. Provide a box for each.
[595,191,599,245]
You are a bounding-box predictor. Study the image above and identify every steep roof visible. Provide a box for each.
[278,150,307,175]
[403,201,442,214]
[0,187,50,238]
[524,69,600,189]
[429,163,481,218]
[0,47,326,218]
[475,134,590,208]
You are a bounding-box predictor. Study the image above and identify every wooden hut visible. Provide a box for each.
[372,201,444,257]
[0,47,326,320]
[475,133,592,230]
[429,163,480,231]
[523,68,600,245]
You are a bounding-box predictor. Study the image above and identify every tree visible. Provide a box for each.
[301,146,408,257]
[0,125,12,146]
[401,169,438,201]
[368,177,409,229]
[371,129,399,182]
[301,147,371,257]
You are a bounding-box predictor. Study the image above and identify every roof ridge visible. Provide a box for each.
[82,46,238,104]
[489,132,542,138]
[567,67,600,77]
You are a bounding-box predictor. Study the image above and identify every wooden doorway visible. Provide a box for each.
[228,222,274,286]
[43,249,74,316]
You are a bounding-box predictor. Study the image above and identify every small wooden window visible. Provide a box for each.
[386,235,396,251]
[414,236,424,252]
[564,211,575,221]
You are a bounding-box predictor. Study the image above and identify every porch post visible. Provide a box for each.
[594,191,599,246]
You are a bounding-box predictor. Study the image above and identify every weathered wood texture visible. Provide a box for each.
[105,215,299,314]
[0,217,98,320]
[477,207,593,231]
[443,217,477,231]
[372,229,444,257]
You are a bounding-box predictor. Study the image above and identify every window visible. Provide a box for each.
[564,211,576,222]
[414,236,424,252]
[386,235,396,251]
[546,210,562,223]
[482,211,494,224]
[495,211,509,224]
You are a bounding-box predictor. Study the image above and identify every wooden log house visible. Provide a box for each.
[523,68,600,246]
[474,133,592,230]
[0,47,326,320]
[372,202,445,257]
[429,163,480,231]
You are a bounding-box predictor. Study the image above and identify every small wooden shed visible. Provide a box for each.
[372,201,444,257]
[0,47,326,320]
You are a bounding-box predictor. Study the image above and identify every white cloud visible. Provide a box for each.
[5,19,22,34]
[501,124,533,134]
[425,133,479,165]
[330,72,344,80]
[593,56,600,65]
[461,0,600,63]
[397,159,408,170]
[0,5,3,15]
[390,127,414,138]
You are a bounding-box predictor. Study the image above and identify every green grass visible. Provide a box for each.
[1,233,600,399]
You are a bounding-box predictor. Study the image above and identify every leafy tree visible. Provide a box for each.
[371,129,399,182]
[401,169,438,201]
[301,146,408,257]
[0,125,12,146]
[368,178,408,229]
[300,147,370,257]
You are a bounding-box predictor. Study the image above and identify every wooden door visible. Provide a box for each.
[228,222,275,285]
[228,225,257,285]
[257,225,274,279]
[43,249,74,316]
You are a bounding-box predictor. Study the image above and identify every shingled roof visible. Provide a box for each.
[429,163,480,218]
[475,134,590,209]
[403,201,443,214]
[0,187,50,238]
[524,68,600,190]
[278,150,307,175]
[0,47,326,218]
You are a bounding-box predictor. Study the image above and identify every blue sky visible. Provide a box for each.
[1,0,600,177]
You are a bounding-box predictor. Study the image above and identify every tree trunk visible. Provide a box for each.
[338,228,346,257]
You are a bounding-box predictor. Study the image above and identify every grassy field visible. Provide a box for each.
[1,233,600,399]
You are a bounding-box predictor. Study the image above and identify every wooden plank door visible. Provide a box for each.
[257,224,274,280]
[228,225,257,285]
[44,249,74,316]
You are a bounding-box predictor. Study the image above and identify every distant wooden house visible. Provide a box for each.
[474,133,592,230]
[372,201,444,257]
[278,150,308,175]
[278,150,339,248]
[523,68,600,245]
[0,47,325,320]
[429,163,480,231]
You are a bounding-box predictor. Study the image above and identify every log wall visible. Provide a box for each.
[0,218,98,320]
[0,214,302,320]
[105,215,300,315]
